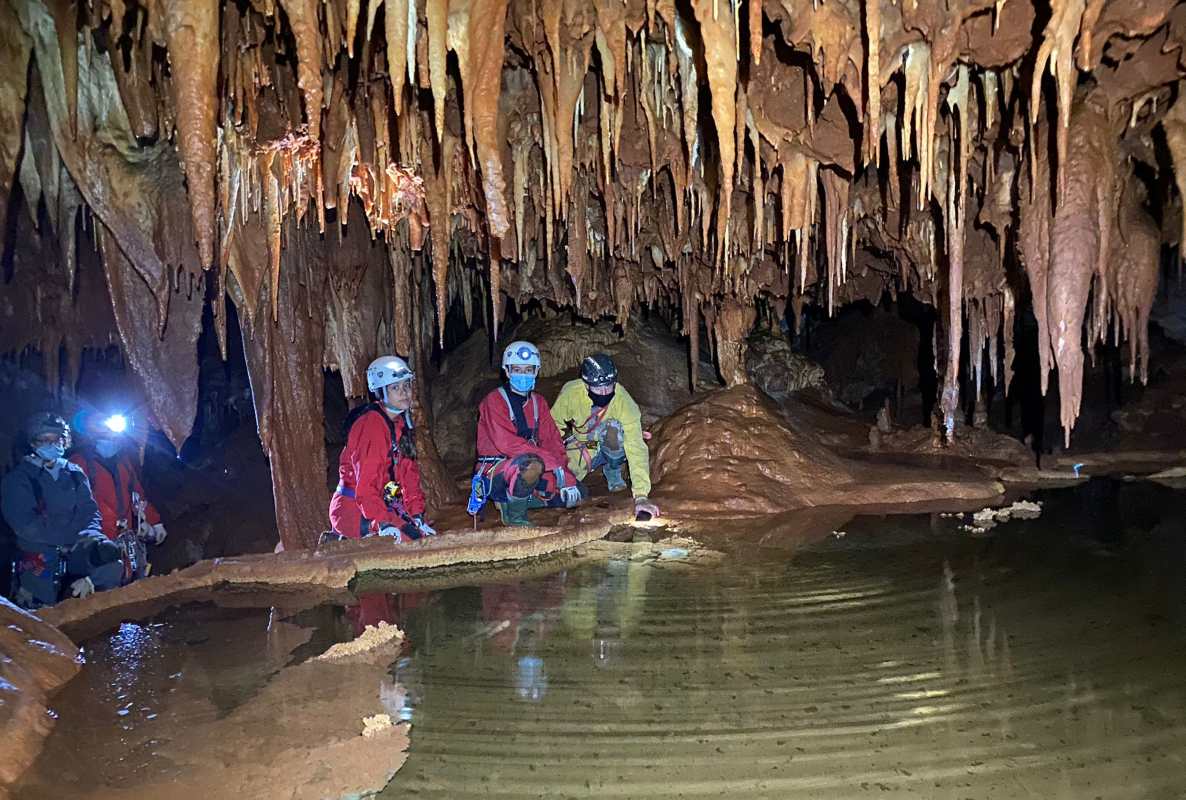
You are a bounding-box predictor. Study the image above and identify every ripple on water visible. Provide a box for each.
[385,483,1186,799]
[14,481,1186,800]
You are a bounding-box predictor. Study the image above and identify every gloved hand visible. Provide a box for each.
[634,496,660,521]
[139,522,167,545]
[70,576,95,599]
[377,524,404,542]
[412,515,437,537]
[559,485,582,508]
[552,466,568,488]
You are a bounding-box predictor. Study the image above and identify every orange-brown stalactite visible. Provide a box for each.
[424,134,455,345]
[748,0,762,69]
[278,0,324,141]
[426,0,448,140]
[689,0,737,265]
[385,0,410,114]
[863,0,880,167]
[164,0,220,269]
[467,0,511,240]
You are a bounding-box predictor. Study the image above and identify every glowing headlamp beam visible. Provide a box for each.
[103,414,129,434]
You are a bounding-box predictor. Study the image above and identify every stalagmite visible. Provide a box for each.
[278,0,324,140]
[164,0,220,269]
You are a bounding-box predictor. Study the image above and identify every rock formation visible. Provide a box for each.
[2,0,1184,545]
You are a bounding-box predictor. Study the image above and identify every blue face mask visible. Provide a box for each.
[508,373,536,394]
[34,444,65,462]
[96,439,120,459]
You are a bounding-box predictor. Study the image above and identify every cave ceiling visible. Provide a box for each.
[3,0,1186,455]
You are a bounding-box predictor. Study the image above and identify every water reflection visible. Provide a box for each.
[385,482,1186,799]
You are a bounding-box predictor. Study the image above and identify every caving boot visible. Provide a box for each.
[498,497,534,527]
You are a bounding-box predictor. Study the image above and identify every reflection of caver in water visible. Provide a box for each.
[551,353,661,520]
[1,414,123,608]
[471,341,588,527]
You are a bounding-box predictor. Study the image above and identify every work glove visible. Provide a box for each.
[634,496,660,521]
[559,485,582,508]
[139,522,167,545]
[70,576,95,599]
[552,466,568,488]
[377,524,405,543]
[412,515,437,537]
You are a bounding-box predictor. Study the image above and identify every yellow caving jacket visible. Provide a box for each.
[551,380,652,498]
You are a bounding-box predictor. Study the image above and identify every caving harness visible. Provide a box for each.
[562,405,612,473]
[78,452,149,582]
[468,388,544,525]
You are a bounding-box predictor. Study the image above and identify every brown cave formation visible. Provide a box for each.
[2,0,1186,546]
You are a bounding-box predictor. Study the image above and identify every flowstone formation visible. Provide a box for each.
[2,0,1186,545]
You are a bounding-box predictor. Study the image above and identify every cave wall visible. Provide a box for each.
[2,0,1186,546]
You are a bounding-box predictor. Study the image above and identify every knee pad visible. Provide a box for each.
[506,454,545,499]
[597,419,625,456]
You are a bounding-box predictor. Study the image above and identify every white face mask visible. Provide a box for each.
[96,439,120,459]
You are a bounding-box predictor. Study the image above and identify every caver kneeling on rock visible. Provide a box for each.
[551,353,661,521]
[326,355,437,544]
[1,413,123,608]
[470,341,588,527]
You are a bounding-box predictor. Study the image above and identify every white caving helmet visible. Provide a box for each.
[502,341,541,371]
[366,355,415,394]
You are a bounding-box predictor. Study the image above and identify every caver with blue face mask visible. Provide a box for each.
[471,341,588,527]
[1,413,124,608]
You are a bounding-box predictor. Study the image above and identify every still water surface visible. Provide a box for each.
[17,480,1186,799]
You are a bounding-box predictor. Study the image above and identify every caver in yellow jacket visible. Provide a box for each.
[551,380,652,498]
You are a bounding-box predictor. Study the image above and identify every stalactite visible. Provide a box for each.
[426,0,448,140]
[1030,0,1086,198]
[863,0,880,167]
[278,0,324,140]
[689,0,737,265]
[466,0,511,240]
[164,0,220,269]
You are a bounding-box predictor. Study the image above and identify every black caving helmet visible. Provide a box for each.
[25,412,71,447]
[580,354,618,388]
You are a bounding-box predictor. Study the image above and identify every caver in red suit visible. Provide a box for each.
[328,355,435,541]
[69,447,162,541]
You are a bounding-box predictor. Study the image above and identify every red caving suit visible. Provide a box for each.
[68,449,162,540]
[330,408,425,538]
[475,387,574,485]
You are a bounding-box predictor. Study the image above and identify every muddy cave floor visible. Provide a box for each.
[12,478,1186,800]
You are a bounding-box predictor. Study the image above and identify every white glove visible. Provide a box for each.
[559,485,582,508]
[377,524,404,542]
[70,576,95,598]
[634,497,661,520]
[148,523,167,545]
[413,515,437,537]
